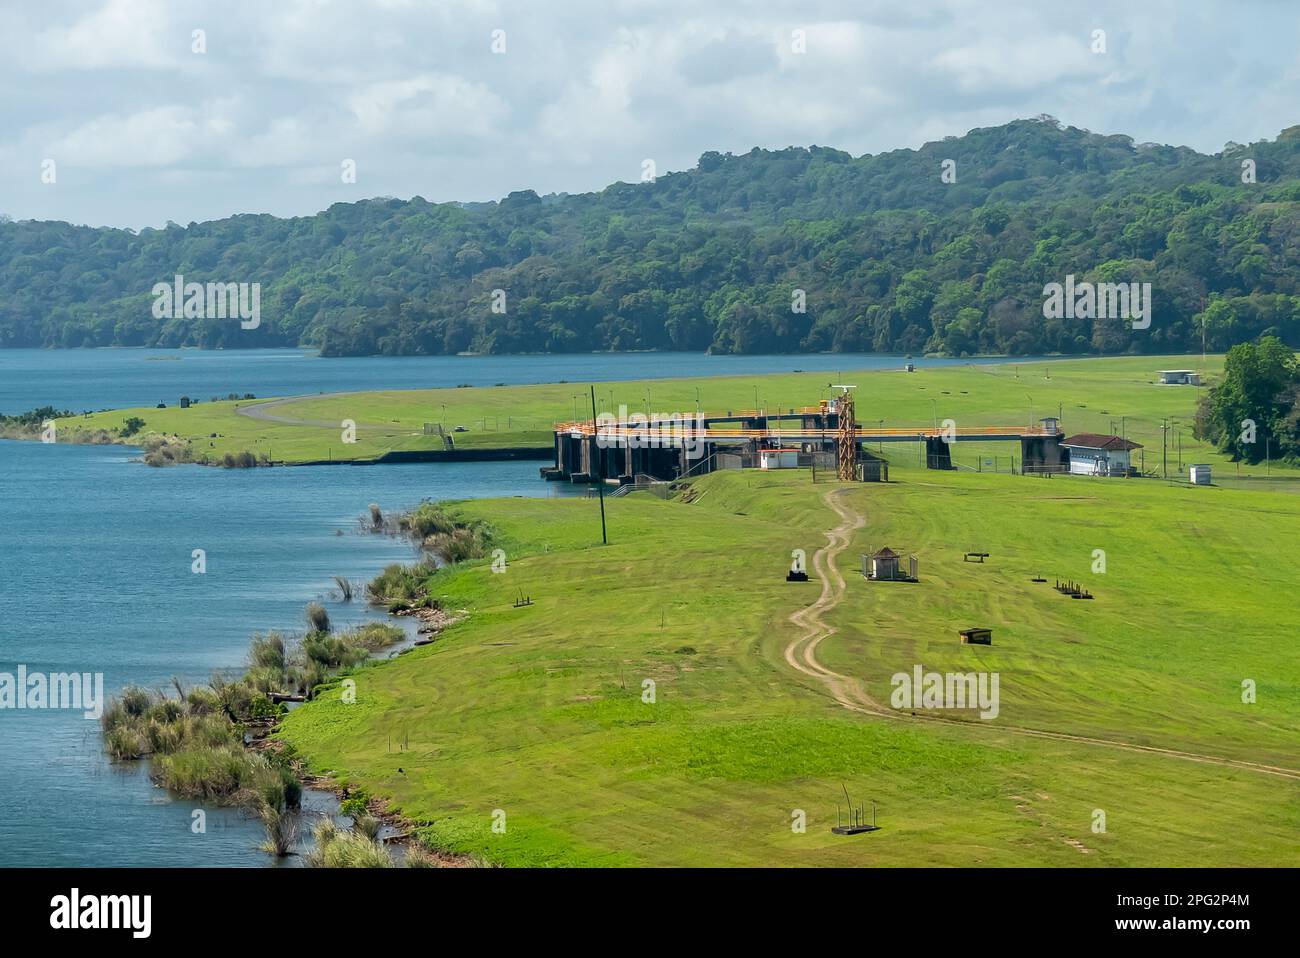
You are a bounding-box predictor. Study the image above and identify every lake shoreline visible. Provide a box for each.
[3,428,553,468]
[97,501,489,868]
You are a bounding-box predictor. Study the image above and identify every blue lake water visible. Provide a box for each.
[0,347,1041,415]
[0,438,569,866]
[0,347,1041,867]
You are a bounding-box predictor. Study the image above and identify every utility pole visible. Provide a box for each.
[589,385,607,545]
[1161,418,1168,479]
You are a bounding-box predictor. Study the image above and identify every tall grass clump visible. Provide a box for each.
[219,450,259,468]
[346,623,405,651]
[403,843,441,868]
[140,435,196,467]
[249,632,287,672]
[104,724,147,760]
[366,561,439,608]
[304,602,331,635]
[100,605,404,860]
[259,804,297,858]
[302,632,369,671]
[400,503,495,562]
[303,818,393,869]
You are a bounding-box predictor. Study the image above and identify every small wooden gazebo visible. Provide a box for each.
[862,548,918,582]
[869,547,901,580]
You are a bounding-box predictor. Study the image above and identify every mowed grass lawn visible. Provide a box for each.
[815,464,1300,767]
[52,354,1299,475]
[277,467,1300,866]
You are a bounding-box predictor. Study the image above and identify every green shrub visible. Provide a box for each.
[250,695,283,720]
[339,791,370,818]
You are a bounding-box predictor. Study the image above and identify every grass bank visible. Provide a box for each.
[276,463,1300,866]
[44,354,1291,475]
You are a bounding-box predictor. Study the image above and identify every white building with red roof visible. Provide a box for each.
[1061,433,1143,476]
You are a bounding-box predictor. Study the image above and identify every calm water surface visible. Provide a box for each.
[0,439,566,866]
[0,347,1045,415]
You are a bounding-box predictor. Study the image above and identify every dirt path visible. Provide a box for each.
[783,488,888,717]
[236,394,382,429]
[783,487,1300,781]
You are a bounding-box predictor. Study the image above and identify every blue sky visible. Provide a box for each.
[2,0,1298,228]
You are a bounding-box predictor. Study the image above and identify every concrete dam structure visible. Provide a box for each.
[542,403,1065,483]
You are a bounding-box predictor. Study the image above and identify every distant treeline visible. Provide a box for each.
[4,116,1300,358]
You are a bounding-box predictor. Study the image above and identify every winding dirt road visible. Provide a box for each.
[236,394,378,429]
[783,487,1300,781]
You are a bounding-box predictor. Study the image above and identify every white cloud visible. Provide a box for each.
[930,34,1096,95]
[28,0,181,71]
[347,73,507,139]
[42,106,203,168]
[0,0,1297,227]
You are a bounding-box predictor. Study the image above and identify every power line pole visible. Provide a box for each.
[589,385,607,545]
[1161,418,1168,479]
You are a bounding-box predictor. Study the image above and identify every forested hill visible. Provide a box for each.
[4,116,1300,357]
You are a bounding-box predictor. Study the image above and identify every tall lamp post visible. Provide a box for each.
[589,385,607,545]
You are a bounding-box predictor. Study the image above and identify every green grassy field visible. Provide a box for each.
[277,462,1300,866]
[51,354,1298,476]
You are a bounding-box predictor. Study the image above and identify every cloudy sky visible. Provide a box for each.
[2,0,1298,228]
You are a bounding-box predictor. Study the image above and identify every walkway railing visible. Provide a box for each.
[555,420,1054,441]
